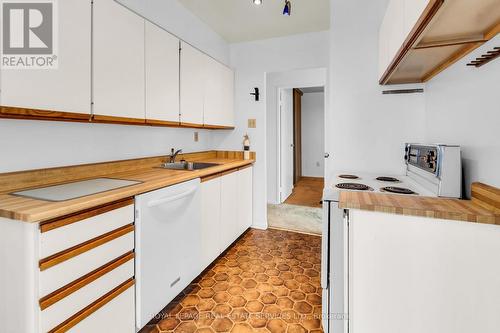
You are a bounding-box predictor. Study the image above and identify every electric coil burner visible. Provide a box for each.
[335,183,373,191]
[381,186,417,195]
[338,174,359,179]
[376,176,400,182]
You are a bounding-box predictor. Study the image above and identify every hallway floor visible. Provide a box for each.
[284,178,324,208]
[140,229,323,333]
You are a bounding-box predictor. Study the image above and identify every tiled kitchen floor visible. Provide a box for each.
[140,228,323,333]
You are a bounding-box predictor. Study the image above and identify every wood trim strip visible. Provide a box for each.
[203,124,235,130]
[40,252,134,310]
[40,198,134,233]
[221,168,239,177]
[379,0,444,84]
[39,224,134,271]
[145,119,180,127]
[0,106,237,130]
[48,278,135,333]
[180,122,204,129]
[0,106,90,122]
[238,164,253,171]
[201,173,223,183]
[91,114,146,125]
[471,182,500,213]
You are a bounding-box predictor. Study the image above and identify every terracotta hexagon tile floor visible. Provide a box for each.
[140,228,323,333]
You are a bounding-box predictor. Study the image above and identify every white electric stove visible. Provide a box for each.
[321,144,462,333]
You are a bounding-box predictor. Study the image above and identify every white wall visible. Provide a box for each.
[214,31,329,228]
[424,34,500,196]
[0,119,214,173]
[327,0,426,184]
[301,92,325,178]
[116,0,229,64]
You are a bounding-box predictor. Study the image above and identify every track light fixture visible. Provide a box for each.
[283,0,291,16]
[253,0,262,5]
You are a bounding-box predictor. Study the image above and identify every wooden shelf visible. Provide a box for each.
[381,0,500,84]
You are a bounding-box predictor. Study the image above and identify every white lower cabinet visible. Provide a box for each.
[237,167,253,235]
[201,177,222,269]
[201,166,253,265]
[68,287,135,333]
[0,200,136,333]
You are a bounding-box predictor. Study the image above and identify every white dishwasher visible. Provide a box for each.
[135,178,202,330]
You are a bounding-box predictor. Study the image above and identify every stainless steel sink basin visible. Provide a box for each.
[159,162,220,171]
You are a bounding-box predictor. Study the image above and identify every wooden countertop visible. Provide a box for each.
[0,151,255,223]
[339,183,500,225]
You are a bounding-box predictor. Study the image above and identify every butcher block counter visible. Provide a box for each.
[0,150,255,223]
[339,182,500,225]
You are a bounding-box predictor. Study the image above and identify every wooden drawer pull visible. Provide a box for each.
[48,278,135,333]
[40,251,135,310]
[40,198,134,233]
[39,224,134,271]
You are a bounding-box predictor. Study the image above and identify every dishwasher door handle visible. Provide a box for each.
[147,187,197,208]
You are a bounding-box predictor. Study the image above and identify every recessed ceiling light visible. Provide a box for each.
[283,0,291,16]
[253,0,262,5]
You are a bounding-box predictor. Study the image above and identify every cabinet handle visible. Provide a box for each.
[147,187,197,208]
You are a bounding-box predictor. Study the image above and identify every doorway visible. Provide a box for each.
[269,86,325,235]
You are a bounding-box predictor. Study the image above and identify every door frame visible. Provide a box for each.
[266,67,328,209]
[293,88,303,186]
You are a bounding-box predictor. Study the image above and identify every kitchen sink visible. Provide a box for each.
[159,161,220,171]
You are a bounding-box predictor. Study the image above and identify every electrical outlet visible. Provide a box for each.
[194,132,199,142]
[248,119,256,128]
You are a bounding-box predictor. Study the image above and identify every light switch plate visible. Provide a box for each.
[194,132,199,142]
[248,119,256,128]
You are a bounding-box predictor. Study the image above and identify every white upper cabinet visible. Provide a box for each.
[204,57,235,127]
[145,22,180,124]
[93,0,145,120]
[180,41,205,126]
[404,0,430,38]
[0,0,91,114]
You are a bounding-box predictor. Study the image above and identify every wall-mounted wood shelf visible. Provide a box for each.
[381,0,500,85]
[0,106,235,130]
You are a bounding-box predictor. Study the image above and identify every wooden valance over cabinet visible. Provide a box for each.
[379,0,500,85]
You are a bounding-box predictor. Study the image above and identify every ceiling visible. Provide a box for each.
[178,0,330,43]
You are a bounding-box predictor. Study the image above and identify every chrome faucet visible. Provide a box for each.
[169,148,183,163]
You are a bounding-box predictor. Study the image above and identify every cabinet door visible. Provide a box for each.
[145,21,180,124]
[201,177,222,269]
[404,0,430,37]
[204,58,234,127]
[386,0,406,66]
[93,0,145,120]
[180,41,205,126]
[0,0,91,114]
[237,167,253,235]
[220,171,239,250]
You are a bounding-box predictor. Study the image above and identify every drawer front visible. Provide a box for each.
[68,286,135,333]
[40,231,134,296]
[40,203,134,258]
[41,259,134,332]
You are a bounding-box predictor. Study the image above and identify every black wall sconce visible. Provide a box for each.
[250,87,260,101]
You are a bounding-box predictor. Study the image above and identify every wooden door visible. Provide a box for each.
[93,0,145,121]
[293,89,303,185]
[145,21,180,124]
